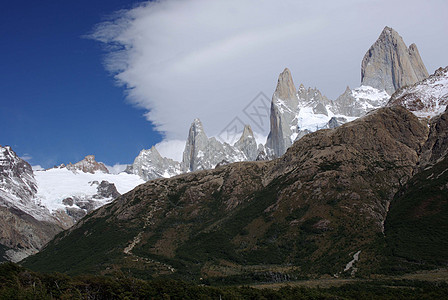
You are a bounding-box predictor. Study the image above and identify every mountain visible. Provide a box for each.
[234,125,258,161]
[262,27,428,158]
[180,118,246,172]
[34,158,144,224]
[125,146,181,181]
[124,27,428,173]
[264,72,390,158]
[22,104,435,280]
[388,66,448,119]
[361,26,428,94]
[21,54,446,279]
[66,155,109,174]
[0,150,145,261]
[0,146,63,262]
[0,27,435,266]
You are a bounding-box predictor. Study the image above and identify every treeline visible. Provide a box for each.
[1,262,447,299]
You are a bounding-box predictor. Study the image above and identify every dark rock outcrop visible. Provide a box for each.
[95,181,121,199]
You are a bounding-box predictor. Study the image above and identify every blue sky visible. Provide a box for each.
[2,0,447,169]
[1,0,160,168]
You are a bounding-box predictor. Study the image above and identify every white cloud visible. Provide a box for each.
[32,165,44,171]
[20,154,32,161]
[105,163,129,174]
[91,0,448,144]
[154,139,186,162]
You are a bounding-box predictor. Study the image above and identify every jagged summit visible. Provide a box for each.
[0,146,37,207]
[274,68,297,101]
[361,26,428,94]
[237,124,254,141]
[234,125,258,161]
[66,155,109,174]
[126,146,181,181]
[181,118,246,172]
[0,145,62,262]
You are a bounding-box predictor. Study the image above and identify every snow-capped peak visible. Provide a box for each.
[388,66,448,119]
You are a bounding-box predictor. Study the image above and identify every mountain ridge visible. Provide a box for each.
[23,105,435,280]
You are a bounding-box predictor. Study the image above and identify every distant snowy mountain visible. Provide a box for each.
[0,146,62,262]
[0,150,145,261]
[125,147,181,181]
[0,146,49,221]
[35,156,144,222]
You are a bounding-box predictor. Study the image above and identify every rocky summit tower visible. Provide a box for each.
[361,26,428,94]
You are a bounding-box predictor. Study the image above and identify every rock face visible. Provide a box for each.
[388,66,448,119]
[126,147,181,181]
[181,119,245,172]
[0,146,63,262]
[361,26,428,94]
[24,106,432,279]
[66,155,109,174]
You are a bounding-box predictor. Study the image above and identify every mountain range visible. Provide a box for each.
[1,26,447,282]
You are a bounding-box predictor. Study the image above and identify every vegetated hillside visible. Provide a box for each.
[384,107,448,273]
[23,105,437,282]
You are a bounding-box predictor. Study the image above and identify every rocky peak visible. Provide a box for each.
[234,125,258,161]
[267,69,335,157]
[66,155,109,174]
[235,125,255,145]
[127,146,181,181]
[361,26,428,94]
[0,146,35,185]
[297,85,331,115]
[274,68,297,101]
[0,146,38,209]
[266,69,299,158]
[94,180,121,199]
[181,119,246,172]
[182,118,210,172]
